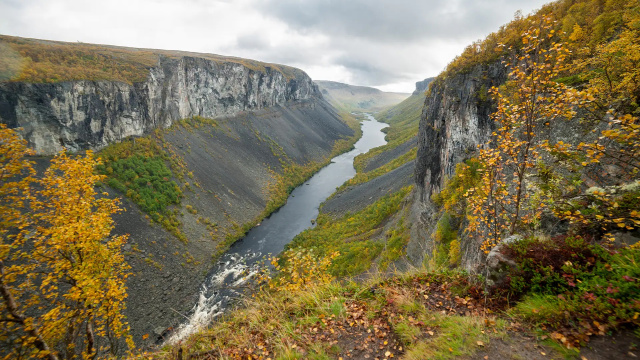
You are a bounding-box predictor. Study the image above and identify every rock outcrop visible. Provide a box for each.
[412,77,435,95]
[0,56,319,154]
[409,62,507,270]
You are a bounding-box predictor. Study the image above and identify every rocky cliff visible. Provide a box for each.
[409,62,507,270]
[412,77,435,95]
[0,55,318,154]
[0,37,358,345]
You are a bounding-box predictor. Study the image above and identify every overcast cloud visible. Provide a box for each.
[0,0,549,92]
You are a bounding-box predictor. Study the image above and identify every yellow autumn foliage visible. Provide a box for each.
[0,125,133,359]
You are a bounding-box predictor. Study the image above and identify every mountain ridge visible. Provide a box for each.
[0,35,321,155]
[316,80,409,112]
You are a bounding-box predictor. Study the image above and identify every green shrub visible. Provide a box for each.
[501,235,640,342]
[431,158,481,216]
[105,155,182,216]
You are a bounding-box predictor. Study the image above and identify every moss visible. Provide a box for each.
[429,213,459,269]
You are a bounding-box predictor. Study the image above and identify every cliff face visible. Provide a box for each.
[0,45,355,343]
[412,77,435,95]
[0,56,319,154]
[409,62,507,270]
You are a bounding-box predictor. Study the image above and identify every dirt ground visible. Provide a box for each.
[468,329,638,360]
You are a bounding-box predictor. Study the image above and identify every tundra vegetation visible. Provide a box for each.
[0,35,303,83]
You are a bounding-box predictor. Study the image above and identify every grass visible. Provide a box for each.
[287,186,413,277]
[152,269,505,360]
[0,34,304,84]
[402,313,503,360]
[337,146,416,191]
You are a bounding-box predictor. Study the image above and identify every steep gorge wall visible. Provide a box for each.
[0,56,318,154]
[114,98,353,344]
[0,54,354,344]
[409,62,507,270]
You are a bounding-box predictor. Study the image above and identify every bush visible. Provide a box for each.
[500,235,640,346]
[102,154,182,219]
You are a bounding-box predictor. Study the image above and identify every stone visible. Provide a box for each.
[612,232,640,248]
[153,326,166,338]
[485,234,523,289]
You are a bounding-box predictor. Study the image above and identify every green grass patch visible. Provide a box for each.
[287,186,412,277]
[403,312,506,360]
[339,147,416,191]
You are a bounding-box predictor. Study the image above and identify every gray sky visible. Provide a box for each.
[0,0,550,92]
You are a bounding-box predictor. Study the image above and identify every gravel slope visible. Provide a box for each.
[321,161,414,217]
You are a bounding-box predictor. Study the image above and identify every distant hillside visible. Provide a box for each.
[315,80,409,112]
[323,77,434,215]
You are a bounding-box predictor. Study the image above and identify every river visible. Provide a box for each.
[169,114,388,343]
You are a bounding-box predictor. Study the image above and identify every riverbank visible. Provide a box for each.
[104,99,357,346]
[164,113,388,344]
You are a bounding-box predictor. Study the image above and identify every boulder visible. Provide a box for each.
[485,234,523,289]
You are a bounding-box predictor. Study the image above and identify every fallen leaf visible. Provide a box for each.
[477,341,485,347]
